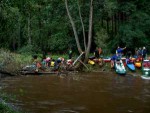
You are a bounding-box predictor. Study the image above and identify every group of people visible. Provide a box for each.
[135,47,147,59]
[31,47,75,72]
[32,55,67,72]
[30,46,148,72]
[110,46,148,68]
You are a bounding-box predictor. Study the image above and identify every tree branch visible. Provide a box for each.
[65,0,82,53]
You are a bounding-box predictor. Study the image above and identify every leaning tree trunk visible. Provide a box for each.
[77,1,87,50]
[65,0,82,54]
[85,0,93,61]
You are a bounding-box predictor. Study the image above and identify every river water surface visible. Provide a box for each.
[1,72,150,113]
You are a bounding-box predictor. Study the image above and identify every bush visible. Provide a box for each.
[17,45,40,55]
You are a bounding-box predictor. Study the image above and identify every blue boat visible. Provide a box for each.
[126,58,135,71]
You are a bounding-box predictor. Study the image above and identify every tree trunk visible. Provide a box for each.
[28,13,31,45]
[38,4,43,51]
[117,12,120,32]
[65,0,82,54]
[18,18,21,49]
[13,37,16,51]
[101,17,104,27]
[85,0,93,61]
[106,18,109,34]
[114,13,117,34]
[77,1,87,51]
[112,15,114,37]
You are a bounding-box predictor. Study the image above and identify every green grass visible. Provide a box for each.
[0,92,20,113]
[0,102,19,113]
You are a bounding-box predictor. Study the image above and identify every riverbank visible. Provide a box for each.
[0,92,21,113]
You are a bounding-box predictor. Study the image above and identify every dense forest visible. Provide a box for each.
[0,0,150,55]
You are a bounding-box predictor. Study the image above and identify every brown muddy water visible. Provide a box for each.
[1,72,150,113]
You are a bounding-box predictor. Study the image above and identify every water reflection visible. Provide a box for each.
[1,72,150,113]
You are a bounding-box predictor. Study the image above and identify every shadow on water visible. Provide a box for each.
[1,72,150,113]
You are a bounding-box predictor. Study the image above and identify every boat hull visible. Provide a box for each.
[115,60,126,75]
[141,60,150,79]
[126,59,135,71]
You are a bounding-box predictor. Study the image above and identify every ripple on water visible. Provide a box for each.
[52,106,86,113]
[37,100,66,106]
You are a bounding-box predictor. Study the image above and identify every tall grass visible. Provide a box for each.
[0,92,20,113]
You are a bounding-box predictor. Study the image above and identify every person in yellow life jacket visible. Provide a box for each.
[50,58,55,67]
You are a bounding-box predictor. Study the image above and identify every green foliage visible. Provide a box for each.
[0,92,19,113]
[0,0,150,55]
[116,11,150,49]
[18,45,38,54]
[94,28,109,53]
[0,102,18,113]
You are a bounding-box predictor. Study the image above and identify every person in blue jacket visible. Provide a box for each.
[142,47,147,59]
[111,54,118,68]
[116,46,126,58]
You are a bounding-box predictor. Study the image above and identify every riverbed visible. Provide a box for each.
[1,72,150,113]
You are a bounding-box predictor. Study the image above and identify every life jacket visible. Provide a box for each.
[51,61,55,67]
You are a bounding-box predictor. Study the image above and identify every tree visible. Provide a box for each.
[65,0,93,61]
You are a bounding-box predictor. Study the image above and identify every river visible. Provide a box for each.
[1,72,150,113]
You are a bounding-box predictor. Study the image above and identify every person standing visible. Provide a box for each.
[116,46,126,58]
[110,54,118,68]
[94,47,100,59]
[142,47,147,59]
[68,47,73,59]
[138,47,142,58]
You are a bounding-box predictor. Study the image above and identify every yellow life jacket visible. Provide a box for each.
[88,60,95,65]
[51,61,55,67]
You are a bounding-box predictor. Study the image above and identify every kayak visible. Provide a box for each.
[126,59,135,71]
[115,59,126,75]
[141,76,150,80]
[20,70,60,75]
[103,58,111,62]
[134,61,142,68]
[141,60,150,79]
[88,59,95,65]
[134,57,142,68]
[103,59,111,62]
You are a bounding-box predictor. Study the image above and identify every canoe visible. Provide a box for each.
[134,61,142,68]
[141,76,150,80]
[141,60,150,79]
[103,58,111,62]
[20,70,60,75]
[126,59,135,71]
[115,59,126,75]
[134,57,142,68]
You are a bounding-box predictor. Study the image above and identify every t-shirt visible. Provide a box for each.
[117,48,123,54]
[111,55,118,61]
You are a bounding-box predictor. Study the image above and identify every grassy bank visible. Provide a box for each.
[0,92,20,113]
[0,102,18,113]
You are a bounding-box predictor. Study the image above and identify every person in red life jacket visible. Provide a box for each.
[32,55,42,72]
